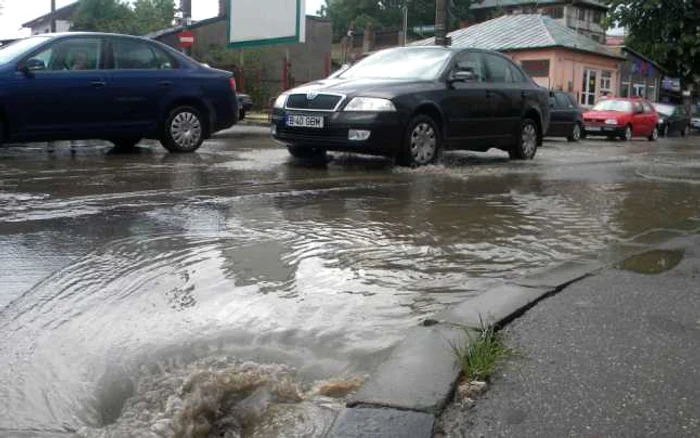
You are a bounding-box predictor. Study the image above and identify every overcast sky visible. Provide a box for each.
[0,0,325,40]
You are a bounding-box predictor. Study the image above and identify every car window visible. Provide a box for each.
[508,64,528,83]
[633,102,643,113]
[642,102,654,113]
[554,93,572,108]
[567,94,578,107]
[483,54,514,83]
[453,52,485,82]
[113,39,170,70]
[153,46,174,69]
[29,38,102,71]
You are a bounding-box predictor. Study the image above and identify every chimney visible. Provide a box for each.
[219,0,227,17]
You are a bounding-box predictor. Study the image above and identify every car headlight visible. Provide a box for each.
[605,119,618,125]
[273,94,288,109]
[343,97,396,112]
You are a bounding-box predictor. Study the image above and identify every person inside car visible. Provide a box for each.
[71,51,88,70]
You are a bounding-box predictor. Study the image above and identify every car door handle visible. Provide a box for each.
[91,81,106,88]
[159,81,173,87]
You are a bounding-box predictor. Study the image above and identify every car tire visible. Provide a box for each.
[567,122,582,142]
[509,118,538,160]
[662,125,669,137]
[239,109,246,121]
[161,106,206,153]
[111,138,141,151]
[620,125,632,141]
[681,126,688,137]
[397,114,441,167]
[287,144,327,160]
[648,126,658,141]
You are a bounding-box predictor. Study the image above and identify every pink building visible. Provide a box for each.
[415,15,625,107]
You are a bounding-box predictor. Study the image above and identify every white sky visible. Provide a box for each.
[0,0,325,40]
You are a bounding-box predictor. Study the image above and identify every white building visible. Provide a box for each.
[22,3,79,35]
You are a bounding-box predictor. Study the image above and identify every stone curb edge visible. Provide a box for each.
[325,221,700,438]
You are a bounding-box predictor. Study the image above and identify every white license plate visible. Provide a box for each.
[287,115,324,128]
[586,126,602,131]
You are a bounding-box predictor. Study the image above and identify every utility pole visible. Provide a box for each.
[50,0,56,33]
[402,0,408,46]
[435,0,448,46]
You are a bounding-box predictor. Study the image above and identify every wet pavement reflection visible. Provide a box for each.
[1,127,699,436]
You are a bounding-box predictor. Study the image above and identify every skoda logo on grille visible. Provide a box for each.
[307,92,319,100]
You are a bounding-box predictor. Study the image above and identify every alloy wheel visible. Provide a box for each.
[410,122,437,165]
[572,124,581,141]
[170,112,202,149]
[624,126,632,141]
[522,123,538,157]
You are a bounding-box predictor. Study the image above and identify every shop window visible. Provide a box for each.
[521,59,550,77]
[600,71,612,95]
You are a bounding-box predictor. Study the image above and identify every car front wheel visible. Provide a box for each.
[681,126,689,137]
[161,106,205,153]
[648,126,658,141]
[397,115,440,167]
[620,125,632,141]
[509,118,538,160]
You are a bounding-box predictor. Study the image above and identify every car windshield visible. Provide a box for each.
[653,103,674,117]
[0,37,51,65]
[338,48,451,81]
[592,100,633,112]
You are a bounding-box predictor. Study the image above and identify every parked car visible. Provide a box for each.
[653,103,690,137]
[0,33,238,152]
[546,91,583,142]
[691,110,700,132]
[237,93,253,120]
[583,98,658,141]
[271,47,550,166]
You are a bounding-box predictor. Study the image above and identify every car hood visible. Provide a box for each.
[288,77,433,99]
[583,110,628,119]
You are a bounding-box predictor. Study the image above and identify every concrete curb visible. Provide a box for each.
[329,222,700,437]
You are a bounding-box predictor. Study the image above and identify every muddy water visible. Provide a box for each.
[1,133,700,436]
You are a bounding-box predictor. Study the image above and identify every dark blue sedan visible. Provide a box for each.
[0,32,238,152]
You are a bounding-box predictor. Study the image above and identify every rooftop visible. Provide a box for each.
[22,2,79,29]
[471,0,609,10]
[412,14,624,60]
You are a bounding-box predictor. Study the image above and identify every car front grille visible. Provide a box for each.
[286,94,344,111]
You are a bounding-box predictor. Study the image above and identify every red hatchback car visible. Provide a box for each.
[583,98,659,141]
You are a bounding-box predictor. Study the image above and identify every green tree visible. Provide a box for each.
[72,0,175,35]
[320,0,475,41]
[608,0,700,85]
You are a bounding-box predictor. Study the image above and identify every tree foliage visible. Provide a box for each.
[319,0,475,40]
[72,0,175,35]
[608,0,700,84]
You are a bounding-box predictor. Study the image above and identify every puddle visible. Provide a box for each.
[616,250,685,274]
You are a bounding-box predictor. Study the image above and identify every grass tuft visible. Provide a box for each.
[450,322,514,381]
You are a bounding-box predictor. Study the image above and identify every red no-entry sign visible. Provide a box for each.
[178,31,195,48]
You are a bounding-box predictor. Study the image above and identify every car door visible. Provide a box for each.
[631,101,646,136]
[642,101,657,135]
[103,37,180,131]
[482,53,520,143]
[547,93,567,136]
[9,36,110,137]
[441,51,491,144]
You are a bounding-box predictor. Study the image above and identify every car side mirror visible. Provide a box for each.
[450,70,477,83]
[20,58,46,75]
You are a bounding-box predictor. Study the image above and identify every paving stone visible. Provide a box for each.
[348,324,464,413]
[327,407,434,438]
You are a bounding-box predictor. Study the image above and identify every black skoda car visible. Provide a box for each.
[271,47,550,166]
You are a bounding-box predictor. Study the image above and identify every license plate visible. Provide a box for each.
[586,126,601,131]
[287,115,324,128]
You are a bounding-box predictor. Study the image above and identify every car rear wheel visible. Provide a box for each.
[620,125,632,141]
[398,115,440,167]
[161,106,205,153]
[662,125,669,137]
[567,122,581,142]
[287,144,327,160]
[648,126,658,141]
[681,126,689,137]
[509,118,538,160]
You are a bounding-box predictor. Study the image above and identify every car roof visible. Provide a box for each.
[29,32,156,42]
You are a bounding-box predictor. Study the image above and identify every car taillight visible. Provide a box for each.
[229,77,237,92]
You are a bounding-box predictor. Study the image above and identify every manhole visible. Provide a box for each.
[617,250,684,274]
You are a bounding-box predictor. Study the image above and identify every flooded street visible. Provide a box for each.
[1,127,699,437]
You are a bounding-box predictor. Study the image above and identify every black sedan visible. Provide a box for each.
[653,103,691,137]
[546,91,583,142]
[271,47,550,166]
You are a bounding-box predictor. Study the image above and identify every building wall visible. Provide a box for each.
[30,20,72,35]
[506,48,621,107]
[156,16,332,98]
[617,50,662,102]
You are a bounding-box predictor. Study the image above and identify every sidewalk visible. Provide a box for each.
[437,234,700,437]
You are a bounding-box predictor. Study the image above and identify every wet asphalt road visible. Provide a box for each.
[1,127,699,435]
